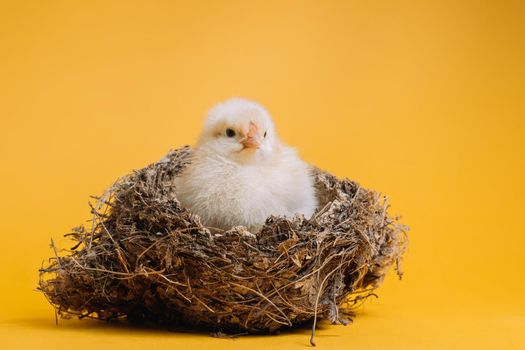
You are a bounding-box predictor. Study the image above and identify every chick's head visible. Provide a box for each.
[197,98,277,163]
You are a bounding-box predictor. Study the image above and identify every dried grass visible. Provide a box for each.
[38,146,408,345]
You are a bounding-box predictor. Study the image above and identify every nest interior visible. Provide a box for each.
[39,146,407,336]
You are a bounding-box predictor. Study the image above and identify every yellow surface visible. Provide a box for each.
[1,1,524,349]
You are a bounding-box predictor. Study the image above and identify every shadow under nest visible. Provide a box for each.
[39,146,408,339]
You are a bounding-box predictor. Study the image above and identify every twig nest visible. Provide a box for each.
[39,146,407,334]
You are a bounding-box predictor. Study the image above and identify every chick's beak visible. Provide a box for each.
[241,121,260,149]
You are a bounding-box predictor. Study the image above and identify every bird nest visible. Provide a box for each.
[39,146,408,343]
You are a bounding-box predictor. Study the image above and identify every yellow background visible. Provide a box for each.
[1,1,524,349]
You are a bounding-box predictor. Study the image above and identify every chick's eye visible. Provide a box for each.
[226,128,236,137]
[264,131,267,138]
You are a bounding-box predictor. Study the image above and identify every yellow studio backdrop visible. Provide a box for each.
[0,1,523,349]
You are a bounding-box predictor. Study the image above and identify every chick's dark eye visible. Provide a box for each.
[226,128,236,137]
[264,131,267,138]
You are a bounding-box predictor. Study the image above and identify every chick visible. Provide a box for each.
[174,98,318,232]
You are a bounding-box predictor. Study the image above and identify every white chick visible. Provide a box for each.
[174,98,318,232]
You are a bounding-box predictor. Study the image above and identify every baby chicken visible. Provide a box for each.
[174,98,318,232]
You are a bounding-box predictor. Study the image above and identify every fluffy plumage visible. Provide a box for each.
[174,98,318,231]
